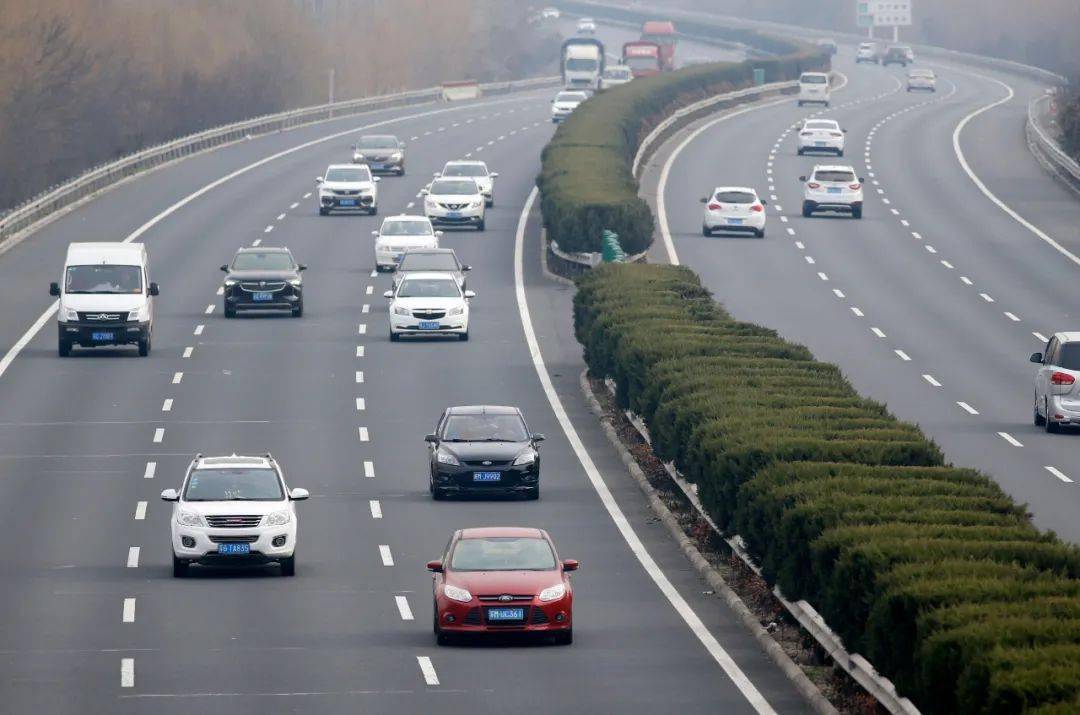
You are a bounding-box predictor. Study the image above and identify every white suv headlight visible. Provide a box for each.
[513,448,537,466]
[176,510,204,527]
[538,583,566,602]
[265,510,291,526]
[443,584,473,603]
[390,152,402,160]
[436,449,460,466]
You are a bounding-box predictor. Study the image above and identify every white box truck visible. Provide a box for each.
[561,38,605,91]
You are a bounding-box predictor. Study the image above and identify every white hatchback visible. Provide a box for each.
[161,454,309,577]
[436,161,498,207]
[1031,333,1080,432]
[386,272,474,341]
[798,72,831,107]
[372,215,441,272]
[700,187,767,238]
[797,119,847,156]
[801,165,865,219]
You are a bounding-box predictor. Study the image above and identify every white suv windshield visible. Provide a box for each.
[443,164,487,177]
[325,167,370,182]
[450,537,556,571]
[430,179,477,195]
[184,468,284,501]
[381,220,432,236]
[398,278,460,298]
[65,265,142,294]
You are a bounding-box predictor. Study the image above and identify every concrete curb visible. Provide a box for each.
[579,369,839,715]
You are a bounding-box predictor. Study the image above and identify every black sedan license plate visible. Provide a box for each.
[487,607,525,621]
[473,472,501,482]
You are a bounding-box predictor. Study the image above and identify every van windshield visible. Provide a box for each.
[565,58,598,71]
[801,74,828,85]
[65,265,142,294]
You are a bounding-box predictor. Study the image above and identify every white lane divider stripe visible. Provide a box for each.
[359,427,369,442]
[126,547,140,568]
[832,289,845,299]
[358,324,367,335]
[1033,332,1048,343]
[998,432,1023,447]
[912,232,922,240]
[364,461,375,478]
[1004,312,1020,322]
[153,428,164,443]
[925,245,937,254]
[872,327,887,338]
[895,349,911,361]
[396,596,414,620]
[805,256,815,264]
[217,285,225,295]
[370,500,382,519]
[786,228,796,236]
[121,658,135,688]
[922,374,942,387]
[960,276,973,285]
[379,545,394,566]
[362,304,370,314]
[264,225,274,233]
[194,325,204,335]
[817,272,829,282]
[417,656,439,685]
[1045,466,1073,484]
[356,398,366,411]
[182,347,193,358]
[957,401,979,415]
[794,241,804,249]
[290,202,299,209]
[941,260,954,269]
[980,293,995,303]
[134,502,147,520]
[162,399,173,412]
[205,304,215,315]
[851,307,864,317]
[276,213,286,221]
[123,598,136,623]
[143,462,156,479]
[356,346,365,358]
[172,372,183,384]
[356,370,364,383]
[303,192,312,199]
[366,285,374,295]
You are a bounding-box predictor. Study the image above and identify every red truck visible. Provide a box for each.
[641,20,677,71]
[622,41,662,77]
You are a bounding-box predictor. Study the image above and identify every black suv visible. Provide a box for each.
[883,46,911,67]
[426,406,545,500]
[221,247,306,317]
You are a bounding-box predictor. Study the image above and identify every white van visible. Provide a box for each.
[50,243,158,357]
[798,72,831,107]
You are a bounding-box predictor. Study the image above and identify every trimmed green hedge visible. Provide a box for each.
[537,17,826,255]
[574,263,1080,713]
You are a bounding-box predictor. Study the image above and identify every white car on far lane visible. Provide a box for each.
[577,17,597,34]
[600,65,634,89]
[316,164,380,216]
[801,165,865,219]
[797,119,847,156]
[551,90,588,123]
[700,187,768,238]
[372,215,441,272]
[385,272,474,342]
[1031,333,1080,433]
[435,161,499,207]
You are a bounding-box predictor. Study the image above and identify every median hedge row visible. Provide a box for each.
[574,263,1080,714]
[537,20,826,255]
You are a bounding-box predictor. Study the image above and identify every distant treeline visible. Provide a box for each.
[0,0,556,212]
[1062,85,1080,162]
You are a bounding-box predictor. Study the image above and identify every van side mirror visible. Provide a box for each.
[464,290,476,299]
[383,290,394,299]
[490,172,499,178]
[149,283,160,297]
[1031,352,1044,364]
[532,433,546,442]
[298,264,307,271]
[463,265,472,271]
[49,282,60,296]
[160,489,179,502]
[426,560,444,572]
[435,230,444,237]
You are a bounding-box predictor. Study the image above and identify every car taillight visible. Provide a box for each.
[800,132,813,137]
[849,183,862,190]
[708,203,722,210]
[1051,371,1076,386]
[750,204,764,212]
[831,132,843,137]
[808,182,821,189]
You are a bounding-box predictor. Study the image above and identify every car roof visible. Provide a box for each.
[194,454,274,470]
[446,405,522,415]
[65,242,145,265]
[326,163,368,171]
[444,160,487,167]
[712,186,758,194]
[813,164,857,172]
[399,271,458,282]
[235,246,290,254]
[383,214,431,222]
[458,527,547,539]
[1055,332,1080,343]
[358,134,398,140]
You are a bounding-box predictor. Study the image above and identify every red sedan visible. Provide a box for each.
[427,527,578,645]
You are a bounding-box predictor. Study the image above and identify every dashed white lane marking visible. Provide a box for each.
[872,327,887,338]
[362,304,370,314]
[123,598,136,623]
[925,245,937,254]
[795,241,804,249]
[366,286,373,295]
[356,398,366,411]
[364,461,375,479]
[957,401,979,415]
[395,596,414,621]
[851,307,864,317]
[923,374,942,387]
[370,270,378,278]
[1034,332,1048,343]
[290,202,299,209]
[417,656,439,686]
[359,427,370,442]
[780,216,788,223]
[356,370,364,383]
[161,399,173,412]
[121,658,135,688]
[998,432,1023,447]
[358,324,367,335]
[153,428,164,443]
[961,276,973,286]
[770,194,778,201]
[183,347,194,358]
[264,225,274,233]
[1045,466,1073,484]
[143,462,156,479]
[805,256,815,264]
[786,227,796,236]
[890,209,900,216]
[817,272,829,282]
[979,293,995,303]
[216,286,224,295]
[134,502,147,520]
[379,545,394,566]
[369,500,382,519]
[356,346,365,358]
[204,304,215,315]
[126,547,140,568]
[172,372,183,385]
[476,146,484,152]
[406,202,415,209]
[464,152,473,158]
[941,260,954,269]
[276,213,286,221]
[194,325,204,335]
[832,289,845,299]
[252,238,262,247]
[303,192,312,199]
[1004,312,1021,322]
[912,232,922,239]
[895,349,911,361]
[901,219,910,227]
[411,135,420,140]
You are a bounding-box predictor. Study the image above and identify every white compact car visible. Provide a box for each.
[907,68,937,92]
[797,119,847,156]
[801,165,864,219]
[372,215,441,272]
[856,42,880,64]
[436,161,498,207]
[1031,333,1080,432]
[700,187,767,238]
[798,72,831,107]
[386,272,475,341]
[161,454,309,577]
[600,65,634,89]
[577,17,597,34]
[551,90,588,123]
[423,178,486,231]
[317,164,379,215]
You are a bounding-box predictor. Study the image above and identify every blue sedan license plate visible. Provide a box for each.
[828,187,842,194]
[418,320,440,330]
[218,543,250,555]
[91,331,114,341]
[253,292,273,302]
[339,199,357,206]
[473,471,501,482]
[487,607,525,621]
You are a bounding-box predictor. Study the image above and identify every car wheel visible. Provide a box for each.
[224,303,236,318]
[434,609,452,645]
[370,206,378,216]
[398,167,406,176]
[1046,400,1060,433]
[390,331,400,342]
[280,556,296,577]
[702,226,712,237]
[477,219,485,232]
[797,148,804,156]
[172,555,188,578]
[555,629,573,645]
[58,338,71,357]
[525,485,539,501]
[138,335,151,357]
[459,331,469,342]
[802,201,814,218]
[852,205,863,220]
[755,228,765,238]
[432,487,447,501]
[1034,399,1047,426]
[318,207,329,216]
[292,301,303,318]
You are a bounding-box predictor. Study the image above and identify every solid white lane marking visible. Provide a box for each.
[182,347,193,358]
[1045,466,1073,484]
[134,502,147,520]
[143,462,156,479]
[121,658,135,688]
[1034,332,1048,343]
[356,346,365,358]
[515,188,777,714]
[359,427,369,442]
[264,225,274,233]
[417,656,439,686]
[851,307,864,317]
[172,372,183,384]
[1004,312,1021,322]
[194,325,204,335]
[355,370,364,383]
[925,245,937,254]
[805,256,815,264]
[362,304,370,314]
[364,461,375,478]
[358,324,367,335]
[356,398,366,411]
[379,545,394,566]
[161,399,173,412]
[998,432,1023,447]
[395,596,414,621]
[872,327,887,338]
[980,293,995,303]
[961,276,973,285]
[126,547,140,568]
[204,304,215,315]
[817,272,829,282]
[153,428,164,443]
[276,213,286,221]
[941,260,954,269]
[923,374,942,387]
[369,500,382,519]
[957,401,979,415]
[895,349,911,361]
[123,598,136,623]
[365,285,373,295]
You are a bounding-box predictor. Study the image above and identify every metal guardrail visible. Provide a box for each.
[1027,93,1080,192]
[0,75,560,248]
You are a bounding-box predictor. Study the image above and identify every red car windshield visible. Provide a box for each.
[450,537,556,571]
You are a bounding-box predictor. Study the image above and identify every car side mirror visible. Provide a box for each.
[858,177,866,183]
[160,489,179,502]
[799,176,808,182]
[1031,352,1044,364]
[760,199,768,205]
[220,264,229,272]
[532,434,546,443]
[463,265,472,271]
[400,142,406,149]
[298,264,307,271]
[373,177,381,182]
[490,172,499,178]
[424,433,438,443]
[149,283,160,297]
[435,230,444,237]
[420,189,429,196]
[49,282,60,296]
[562,559,579,572]
[426,560,444,572]
[433,172,441,177]
[843,129,848,133]
[315,177,324,184]
[464,290,476,299]
[699,197,708,204]
[371,230,379,236]
[383,290,394,299]
[290,487,310,501]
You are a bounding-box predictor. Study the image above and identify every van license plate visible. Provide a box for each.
[91,331,114,341]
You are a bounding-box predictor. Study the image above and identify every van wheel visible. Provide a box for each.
[138,335,151,357]
[58,338,71,357]
[1034,399,1047,426]
[172,556,188,578]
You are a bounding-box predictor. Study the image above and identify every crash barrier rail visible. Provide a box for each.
[1027,93,1080,192]
[0,75,560,248]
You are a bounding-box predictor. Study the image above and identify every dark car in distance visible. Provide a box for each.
[221,247,306,317]
[393,248,471,290]
[352,134,406,175]
[426,406,544,500]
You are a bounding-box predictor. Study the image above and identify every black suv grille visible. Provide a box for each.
[240,281,286,292]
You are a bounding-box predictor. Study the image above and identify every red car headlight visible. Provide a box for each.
[443,584,473,603]
[538,583,567,602]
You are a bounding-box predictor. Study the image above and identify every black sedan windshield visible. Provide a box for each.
[443,414,528,442]
[183,468,284,501]
[450,537,556,571]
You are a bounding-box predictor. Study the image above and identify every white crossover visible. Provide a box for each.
[577,17,596,34]
[856,42,880,64]
[798,72,831,107]
[797,119,847,156]
[801,165,865,219]
[423,178,486,231]
[701,187,768,238]
[1031,333,1080,433]
[372,215,441,272]
[386,272,475,341]
[161,454,309,577]
[907,68,937,92]
[436,161,499,207]
[551,90,588,123]
[316,164,380,215]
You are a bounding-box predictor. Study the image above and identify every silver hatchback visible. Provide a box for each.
[1031,332,1080,432]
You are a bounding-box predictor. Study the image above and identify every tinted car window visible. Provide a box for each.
[325,167,371,182]
[443,414,528,442]
[814,171,856,183]
[801,74,828,85]
[1057,343,1080,370]
[450,537,556,571]
[184,468,283,501]
[398,253,458,272]
[381,220,433,236]
[398,278,460,298]
[714,191,756,203]
[232,252,295,271]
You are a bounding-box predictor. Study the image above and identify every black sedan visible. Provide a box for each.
[426,406,544,500]
[221,247,306,317]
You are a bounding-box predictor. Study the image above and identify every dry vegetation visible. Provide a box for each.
[0,0,556,211]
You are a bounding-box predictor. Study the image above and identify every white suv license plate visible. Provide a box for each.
[218,543,250,555]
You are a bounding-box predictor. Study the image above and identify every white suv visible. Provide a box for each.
[798,72,831,107]
[700,187,767,238]
[372,215,441,272]
[797,119,846,156]
[316,164,380,215]
[1031,333,1080,433]
[423,178,486,231]
[436,161,498,207]
[856,42,880,64]
[801,165,864,219]
[161,454,309,577]
[385,272,474,341]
